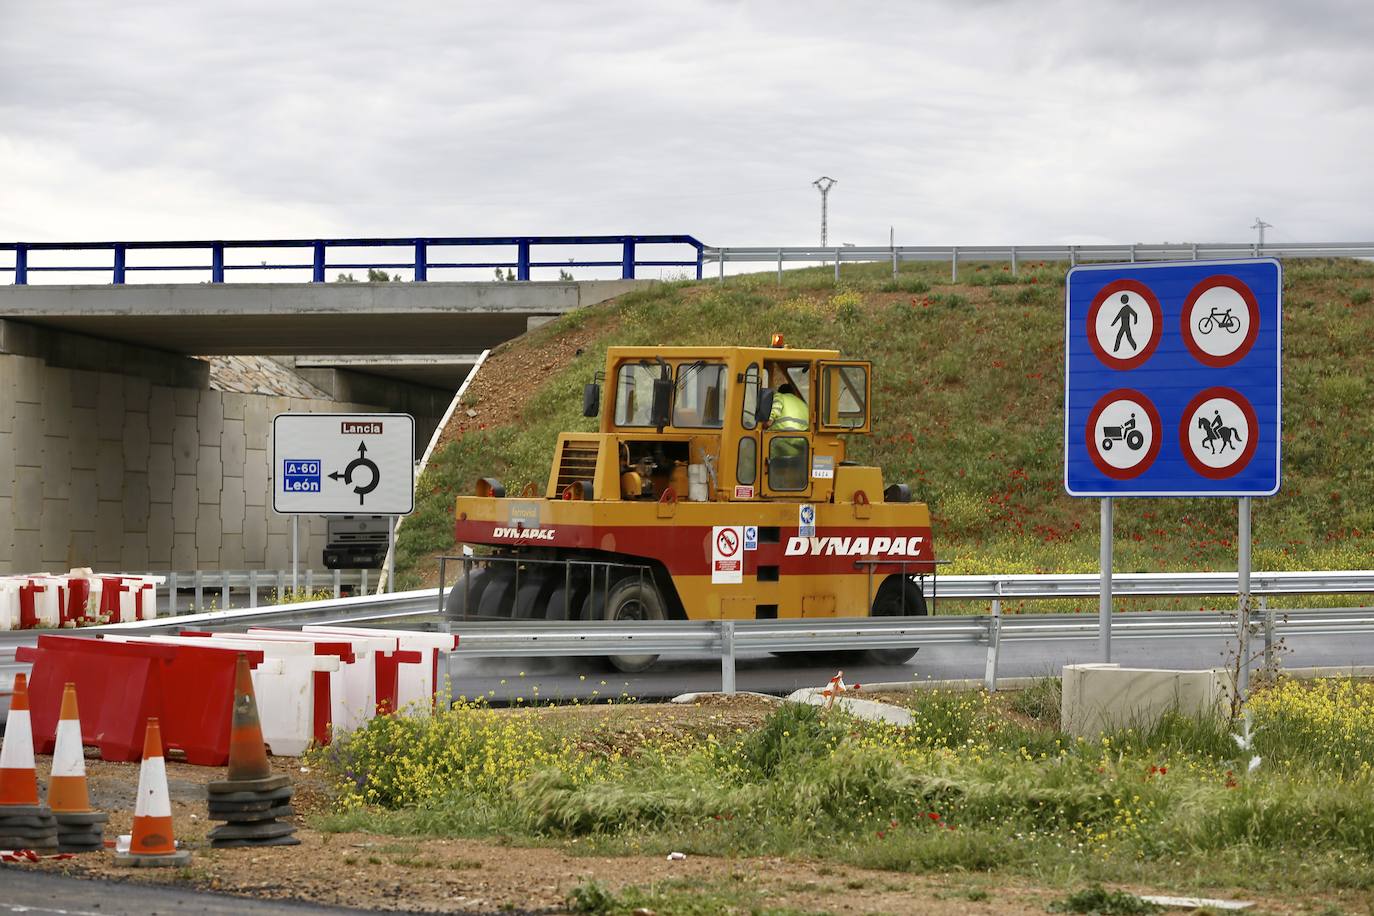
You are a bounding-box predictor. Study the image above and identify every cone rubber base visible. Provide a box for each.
[114,848,192,868]
[207,774,290,794]
[207,820,296,841]
[0,805,53,818]
[210,835,302,849]
[54,812,109,827]
[0,838,58,850]
[205,785,294,804]
[0,817,57,829]
[209,804,294,823]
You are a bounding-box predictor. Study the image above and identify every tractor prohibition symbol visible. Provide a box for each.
[1101,414,1144,451]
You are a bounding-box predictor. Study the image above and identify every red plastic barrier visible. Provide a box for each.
[17,635,265,765]
[374,649,423,715]
[17,579,43,629]
[60,577,91,626]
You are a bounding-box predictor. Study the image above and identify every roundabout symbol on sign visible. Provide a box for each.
[1085,389,1162,480]
[716,527,740,557]
[1178,387,1259,479]
[1086,279,1163,370]
[1180,275,1260,368]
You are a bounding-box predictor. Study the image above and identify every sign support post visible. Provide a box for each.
[291,515,299,593]
[1099,498,1112,662]
[1238,496,1252,698]
[386,516,397,594]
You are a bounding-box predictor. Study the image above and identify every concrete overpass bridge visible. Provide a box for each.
[0,234,698,576]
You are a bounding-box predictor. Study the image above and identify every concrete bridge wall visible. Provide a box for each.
[0,351,419,575]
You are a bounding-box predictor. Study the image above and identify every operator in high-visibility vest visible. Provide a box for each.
[766,382,809,458]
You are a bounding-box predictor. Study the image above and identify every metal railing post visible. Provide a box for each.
[1010,246,1018,276]
[361,569,369,594]
[891,247,898,280]
[212,244,225,283]
[220,574,230,611]
[168,572,179,615]
[718,254,725,282]
[14,245,27,285]
[312,242,326,282]
[777,248,783,285]
[276,570,286,603]
[414,240,428,281]
[695,246,704,280]
[720,620,737,694]
[333,568,342,599]
[1261,594,1274,674]
[249,569,259,608]
[951,246,958,281]
[833,248,840,283]
[113,245,127,284]
[193,570,204,611]
[1129,243,1137,263]
[984,581,1003,692]
[621,240,635,279]
[305,567,315,595]
[517,241,531,281]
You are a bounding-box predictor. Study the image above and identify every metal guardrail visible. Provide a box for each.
[161,568,373,613]
[0,235,707,284]
[702,241,1374,282]
[932,570,1374,600]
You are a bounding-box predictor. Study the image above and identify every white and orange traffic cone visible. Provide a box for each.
[114,717,190,867]
[0,673,58,851]
[49,683,107,852]
[820,670,861,711]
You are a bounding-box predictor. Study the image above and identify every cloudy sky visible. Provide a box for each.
[2,0,1369,253]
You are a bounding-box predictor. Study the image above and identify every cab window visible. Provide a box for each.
[673,362,726,428]
[741,364,760,429]
[613,362,657,427]
[822,364,868,428]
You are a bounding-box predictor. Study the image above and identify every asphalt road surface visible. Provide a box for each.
[446,629,1374,704]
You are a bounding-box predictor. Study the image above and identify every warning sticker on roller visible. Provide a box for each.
[712,525,743,584]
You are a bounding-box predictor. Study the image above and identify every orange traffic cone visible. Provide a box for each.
[226,653,272,784]
[206,654,298,848]
[114,718,190,867]
[49,683,108,853]
[0,674,57,852]
[0,674,39,807]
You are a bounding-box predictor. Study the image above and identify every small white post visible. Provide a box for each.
[720,620,737,694]
[1238,497,1253,699]
[291,514,299,593]
[387,516,397,594]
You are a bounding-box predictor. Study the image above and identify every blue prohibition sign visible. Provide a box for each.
[1063,259,1281,498]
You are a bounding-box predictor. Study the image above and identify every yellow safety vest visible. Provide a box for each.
[770,392,809,432]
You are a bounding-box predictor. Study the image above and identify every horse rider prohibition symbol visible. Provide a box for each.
[1197,410,1243,455]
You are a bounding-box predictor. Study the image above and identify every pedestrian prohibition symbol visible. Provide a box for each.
[1064,259,1282,497]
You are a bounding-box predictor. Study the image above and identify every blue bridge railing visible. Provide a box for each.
[0,235,706,284]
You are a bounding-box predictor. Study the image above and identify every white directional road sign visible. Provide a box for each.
[273,413,415,514]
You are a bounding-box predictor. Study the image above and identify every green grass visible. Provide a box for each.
[566,876,823,915]
[311,679,1374,900]
[396,258,1374,592]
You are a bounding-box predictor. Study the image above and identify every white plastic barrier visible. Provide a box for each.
[100,634,338,756]
[26,576,61,628]
[248,628,401,733]
[0,580,19,630]
[305,626,459,713]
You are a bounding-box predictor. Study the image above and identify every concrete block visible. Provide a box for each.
[39,499,70,567]
[123,374,151,412]
[147,444,174,503]
[197,393,224,442]
[68,407,98,469]
[172,475,198,533]
[222,392,246,421]
[14,466,42,528]
[95,500,122,564]
[11,526,40,574]
[69,469,97,526]
[221,478,245,535]
[69,530,95,570]
[13,356,43,405]
[220,419,246,476]
[173,415,198,475]
[0,432,13,498]
[265,532,290,570]
[197,445,222,503]
[42,439,71,500]
[123,412,151,470]
[172,533,197,570]
[69,370,99,409]
[148,387,175,443]
[196,506,222,562]
[119,532,149,572]
[96,375,124,441]
[96,440,123,501]
[148,501,173,564]
[266,505,288,535]
[1060,664,1232,739]
[243,396,270,443]
[14,402,43,467]
[220,533,245,569]
[124,471,150,532]
[244,450,269,507]
[173,387,199,418]
[41,367,72,440]
[0,357,15,433]
[243,511,268,565]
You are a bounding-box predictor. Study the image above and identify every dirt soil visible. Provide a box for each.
[6,697,1349,915]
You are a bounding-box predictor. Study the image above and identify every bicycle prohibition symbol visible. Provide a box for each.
[1198,307,1241,335]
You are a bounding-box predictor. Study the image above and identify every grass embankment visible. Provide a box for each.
[397,258,1374,608]
[309,679,1374,909]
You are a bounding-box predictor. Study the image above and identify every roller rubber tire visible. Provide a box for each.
[444,568,490,620]
[603,577,665,673]
[477,568,517,618]
[865,575,926,665]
